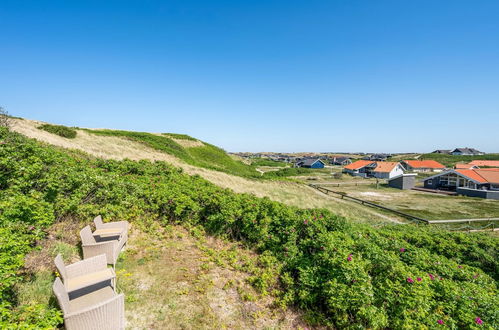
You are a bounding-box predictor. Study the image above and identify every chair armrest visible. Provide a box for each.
[65,254,108,278]
[65,294,125,329]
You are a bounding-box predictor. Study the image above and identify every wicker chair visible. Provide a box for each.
[80,226,126,267]
[93,215,129,245]
[54,254,116,293]
[53,277,125,330]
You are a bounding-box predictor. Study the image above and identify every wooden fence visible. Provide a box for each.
[309,184,499,231]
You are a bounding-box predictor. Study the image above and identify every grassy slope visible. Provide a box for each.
[86,129,262,178]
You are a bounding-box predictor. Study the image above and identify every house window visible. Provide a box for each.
[427,179,433,185]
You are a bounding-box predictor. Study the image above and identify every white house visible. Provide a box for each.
[371,162,406,179]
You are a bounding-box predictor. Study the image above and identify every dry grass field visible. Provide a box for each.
[318,183,499,221]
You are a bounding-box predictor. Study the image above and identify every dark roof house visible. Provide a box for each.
[451,148,484,156]
[296,158,325,169]
[331,156,352,165]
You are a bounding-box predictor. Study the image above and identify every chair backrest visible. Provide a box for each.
[53,277,70,315]
[93,215,103,228]
[80,225,96,245]
[54,254,67,281]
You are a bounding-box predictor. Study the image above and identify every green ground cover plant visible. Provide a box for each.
[38,124,77,139]
[0,127,497,329]
[162,132,198,141]
[262,167,314,178]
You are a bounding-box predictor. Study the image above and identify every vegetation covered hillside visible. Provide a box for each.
[420,153,499,168]
[1,127,498,329]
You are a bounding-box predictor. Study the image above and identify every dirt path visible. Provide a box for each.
[119,225,310,329]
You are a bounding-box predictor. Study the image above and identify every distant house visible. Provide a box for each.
[451,148,484,156]
[468,160,499,168]
[371,162,405,179]
[431,149,451,154]
[344,160,404,179]
[331,156,352,166]
[454,163,479,170]
[296,158,325,169]
[402,160,446,172]
[343,160,376,177]
[363,154,391,161]
[422,168,499,199]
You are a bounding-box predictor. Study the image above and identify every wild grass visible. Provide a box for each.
[117,225,308,329]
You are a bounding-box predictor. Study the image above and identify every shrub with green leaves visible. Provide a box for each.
[38,124,77,139]
[0,127,497,328]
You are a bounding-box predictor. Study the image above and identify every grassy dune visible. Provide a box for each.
[12,118,399,224]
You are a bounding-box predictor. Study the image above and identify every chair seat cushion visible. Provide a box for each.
[69,286,116,313]
[66,268,115,292]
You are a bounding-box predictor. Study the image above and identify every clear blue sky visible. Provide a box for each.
[1,1,498,153]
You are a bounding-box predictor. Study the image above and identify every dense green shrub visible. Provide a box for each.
[263,167,313,178]
[250,158,288,167]
[0,127,497,328]
[162,132,198,141]
[38,124,77,139]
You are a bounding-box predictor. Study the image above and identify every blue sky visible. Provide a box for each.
[1,1,498,153]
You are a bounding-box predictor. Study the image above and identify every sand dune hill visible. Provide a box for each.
[11,118,400,223]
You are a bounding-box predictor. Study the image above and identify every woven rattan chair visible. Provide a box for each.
[53,277,125,330]
[93,215,128,245]
[54,254,116,293]
[80,226,126,267]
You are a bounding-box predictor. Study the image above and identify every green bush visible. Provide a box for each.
[162,132,198,141]
[38,124,77,139]
[0,128,497,328]
[251,158,288,167]
[263,167,312,178]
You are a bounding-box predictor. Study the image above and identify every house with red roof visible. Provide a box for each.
[343,160,405,179]
[343,160,376,177]
[467,160,499,168]
[422,168,499,199]
[371,162,406,179]
[402,160,446,172]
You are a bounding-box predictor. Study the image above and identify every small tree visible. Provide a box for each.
[0,107,11,129]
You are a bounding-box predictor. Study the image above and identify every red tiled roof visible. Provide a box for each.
[455,163,475,169]
[468,160,499,167]
[372,161,400,173]
[404,160,445,169]
[475,169,499,184]
[454,169,488,183]
[344,160,374,170]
